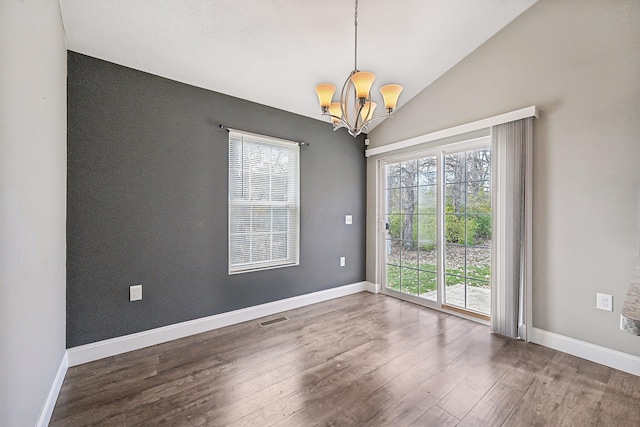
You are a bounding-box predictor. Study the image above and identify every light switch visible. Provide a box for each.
[596,293,612,311]
[345,215,352,225]
[130,284,142,301]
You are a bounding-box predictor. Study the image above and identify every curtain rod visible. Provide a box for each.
[365,105,538,157]
[219,125,309,147]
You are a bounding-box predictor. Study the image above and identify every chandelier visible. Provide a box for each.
[314,0,403,137]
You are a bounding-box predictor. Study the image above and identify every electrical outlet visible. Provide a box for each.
[345,215,352,225]
[596,293,612,311]
[130,284,142,301]
[340,257,346,267]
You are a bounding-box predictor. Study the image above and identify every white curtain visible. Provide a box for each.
[491,118,533,339]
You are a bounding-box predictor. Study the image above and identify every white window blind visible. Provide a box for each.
[228,131,300,274]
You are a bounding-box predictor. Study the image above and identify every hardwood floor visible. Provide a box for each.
[50,293,640,426]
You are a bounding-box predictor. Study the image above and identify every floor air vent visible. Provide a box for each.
[258,316,289,327]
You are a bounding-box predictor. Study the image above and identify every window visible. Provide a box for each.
[381,138,492,319]
[228,131,299,274]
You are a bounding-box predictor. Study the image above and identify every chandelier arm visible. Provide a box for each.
[339,83,349,130]
[355,96,370,128]
[333,120,348,132]
[360,113,393,129]
[328,114,349,129]
[339,73,355,130]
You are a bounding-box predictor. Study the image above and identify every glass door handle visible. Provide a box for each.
[379,219,387,235]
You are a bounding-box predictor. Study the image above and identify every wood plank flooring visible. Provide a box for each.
[50,293,640,426]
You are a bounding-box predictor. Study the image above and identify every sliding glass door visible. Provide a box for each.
[384,156,438,300]
[381,142,492,319]
[443,148,491,316]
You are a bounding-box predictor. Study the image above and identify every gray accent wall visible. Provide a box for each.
[367,0,640,357]
[67,52,366,347]
[0,0,67,425]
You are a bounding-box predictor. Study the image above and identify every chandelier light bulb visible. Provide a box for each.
[351,71,376,100]
[314,83,336,108]
[380,84,404,111]
[360,101,377,122]
[328,102,343,124]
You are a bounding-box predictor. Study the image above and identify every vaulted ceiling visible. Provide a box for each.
[59,0,537,129]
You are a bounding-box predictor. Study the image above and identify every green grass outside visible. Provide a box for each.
[386,262,490,296]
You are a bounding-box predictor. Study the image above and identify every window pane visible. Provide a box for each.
[418,185,436,214]
[418,156,437,185]
[231,178,245,201]
[444,274,465,307]
[229,137,242,164]
[387,239,401,266]
[386,188,401,214]
[272,233,288,260]
[400,214,417,242]
[386,264,401,291]
[467,149,491,182]
[466,181,490,214]
[271,148,292,175]
[386,214,402,239]
[386,163,401,189]
[229,235,250,265]
[445,183,465,214]
[445,214,466,245]
[249,172,270,200]
[417,214,436,247]
[272,208,288,233]
[467,279,491,315]
[419,271,437,300]
[251,206,271,233]
[251,235,270,263]
[271,175,289,201]
[400,159,418,188]
[445,244,465,277]
[401,267,419,296]
[445,152,466,183]
[229,206,248,234]
[467,214,492,245]
[399,241,417,268]
[467,247,491,281]
[246,143,270,175]
[418,244,436,272]
[401,187,417,214]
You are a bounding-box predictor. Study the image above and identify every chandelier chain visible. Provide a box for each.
[354,0,359,71]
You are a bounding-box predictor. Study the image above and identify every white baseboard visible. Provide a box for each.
[366,282,381,294]
[36,351,68,427]
[530,327,640,377]
[67,281,374,367]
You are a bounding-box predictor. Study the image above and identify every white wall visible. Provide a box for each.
[0,0,68,425]
[368,0,640,357]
